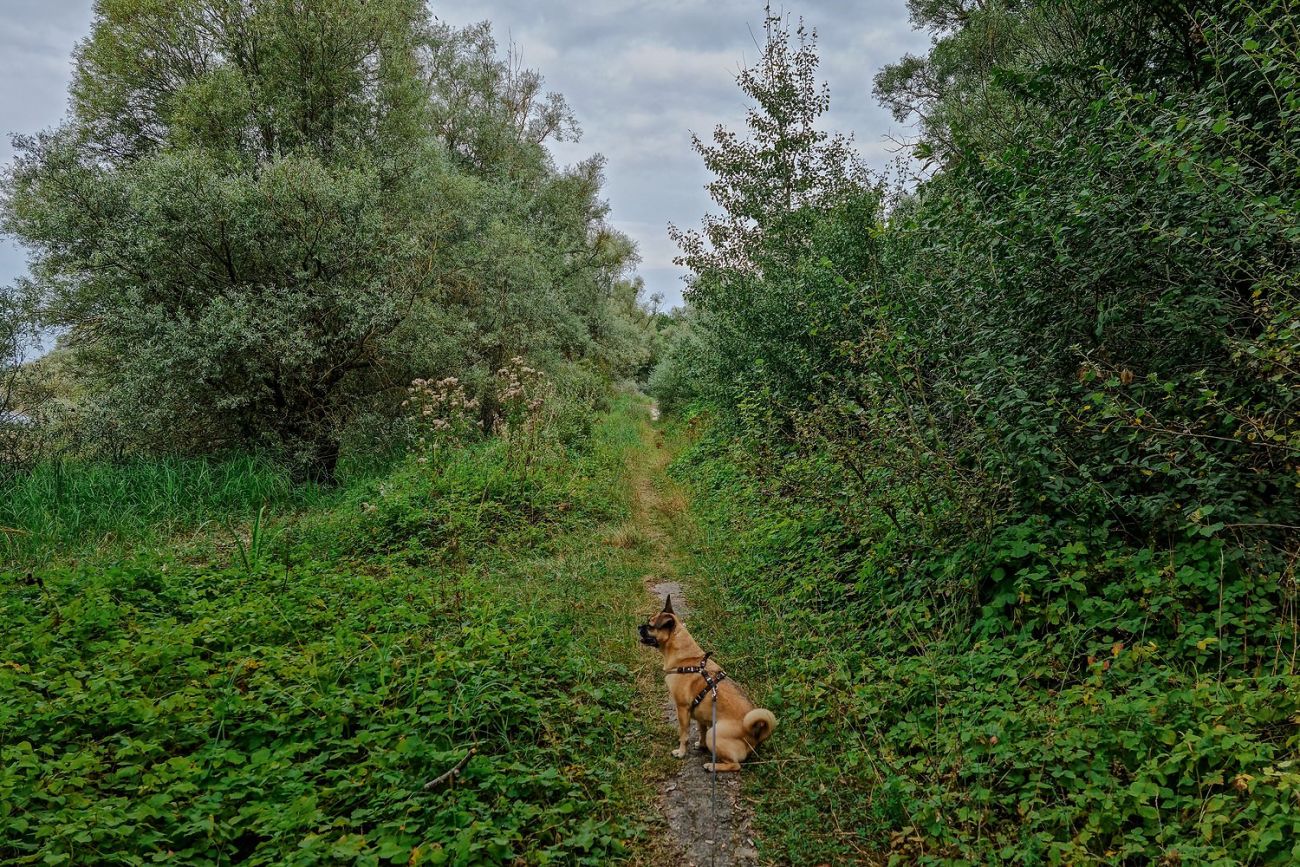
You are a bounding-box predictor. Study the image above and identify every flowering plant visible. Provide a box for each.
[403,376,480,470]
[493,357,553,475]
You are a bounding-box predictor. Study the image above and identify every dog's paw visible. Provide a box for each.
[671,747,687,759]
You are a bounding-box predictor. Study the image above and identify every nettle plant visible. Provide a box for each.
[403,377,481,470]
[493,356,554,475]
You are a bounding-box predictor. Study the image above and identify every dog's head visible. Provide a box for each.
[638,594,678,650]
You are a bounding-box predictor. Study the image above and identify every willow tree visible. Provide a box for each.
[3,0,439,480]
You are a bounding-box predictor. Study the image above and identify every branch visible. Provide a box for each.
[423,747,476,791]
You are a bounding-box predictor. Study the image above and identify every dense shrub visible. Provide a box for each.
[655,2,1300,862]
[673,424,1300,865]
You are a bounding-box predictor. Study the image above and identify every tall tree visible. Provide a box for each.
[2,2,642,479]
[669,7,878,410]
[3,0,438,479]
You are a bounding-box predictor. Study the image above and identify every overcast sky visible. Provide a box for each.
[0,0,928,309]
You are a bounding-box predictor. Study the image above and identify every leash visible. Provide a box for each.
[710,672,719,867]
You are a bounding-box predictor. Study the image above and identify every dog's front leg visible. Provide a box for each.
[671,704,690,758]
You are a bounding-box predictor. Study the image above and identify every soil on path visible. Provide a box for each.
[627,405,759,867]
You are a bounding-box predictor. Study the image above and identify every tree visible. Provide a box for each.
[2,1,642,480]
[873,0,1222,165]
[668,7,879,411]
[0,286,32,418]
[3,0,438,480]
[424,20,580,179]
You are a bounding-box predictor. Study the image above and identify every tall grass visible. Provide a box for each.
[0,454,325,563]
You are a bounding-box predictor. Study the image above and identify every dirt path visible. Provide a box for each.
[627,404,759,867]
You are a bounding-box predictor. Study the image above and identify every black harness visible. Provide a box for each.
[675,651,727,711]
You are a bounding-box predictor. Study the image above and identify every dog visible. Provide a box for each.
[638,594,776,771]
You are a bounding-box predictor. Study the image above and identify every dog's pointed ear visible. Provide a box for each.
[663,594,674,614]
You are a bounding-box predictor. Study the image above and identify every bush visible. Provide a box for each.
[655,3,1300,862]
[672,425,1300,865]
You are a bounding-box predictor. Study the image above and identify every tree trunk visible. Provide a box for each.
[296,434,341,485]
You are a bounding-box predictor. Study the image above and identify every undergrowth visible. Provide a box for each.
[0,397,657,866]
[0,454,348,564]
[670,412,1300,867]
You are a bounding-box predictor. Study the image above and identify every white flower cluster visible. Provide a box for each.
[404,375,482,467]
[493,356,554,474]
[494,357,547,422]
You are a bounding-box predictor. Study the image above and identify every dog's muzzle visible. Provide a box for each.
[638,624,658,647]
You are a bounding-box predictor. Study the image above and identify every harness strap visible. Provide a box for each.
[674,653,727,712]
[674,651,713,675]
[690,671,727,711]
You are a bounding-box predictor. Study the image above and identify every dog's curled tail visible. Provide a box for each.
[744,708,777,744]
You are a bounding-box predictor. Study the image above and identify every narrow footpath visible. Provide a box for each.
[624,403,760,867]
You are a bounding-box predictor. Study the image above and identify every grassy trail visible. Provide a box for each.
[0,396,788,865]
[620,409,764,866]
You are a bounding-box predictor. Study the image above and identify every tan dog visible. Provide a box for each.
[638,594,776,771]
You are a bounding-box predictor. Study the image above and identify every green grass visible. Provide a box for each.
[0,396,664,866]
[0,454,330,564]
